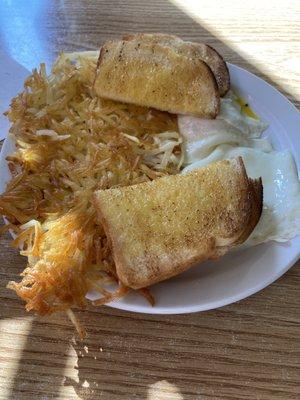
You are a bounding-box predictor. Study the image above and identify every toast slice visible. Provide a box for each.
[123,33,230,96]
[94,158,263,289]
[94,39,220,118]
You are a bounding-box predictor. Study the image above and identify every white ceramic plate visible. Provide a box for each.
[0,51,29,140]
[1,63,300,314]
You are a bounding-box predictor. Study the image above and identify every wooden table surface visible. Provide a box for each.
[0,1,299,399]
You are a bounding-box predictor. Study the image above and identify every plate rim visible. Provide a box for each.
[0,62,299,315]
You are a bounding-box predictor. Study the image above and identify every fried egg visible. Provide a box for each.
[180,91,300,246]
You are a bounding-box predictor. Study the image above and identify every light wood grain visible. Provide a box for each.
[0,1,299,399]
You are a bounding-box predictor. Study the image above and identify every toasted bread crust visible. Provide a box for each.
[94,39,220,118]
[234,177,263,245]
[94,158,263,289]
[203,44,230,96]
[123,33,230,96]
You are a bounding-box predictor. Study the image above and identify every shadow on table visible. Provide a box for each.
[4,315,74,400]
[2,0,299,399]
[64,309,203,399]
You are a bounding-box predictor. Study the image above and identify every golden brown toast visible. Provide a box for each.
[94,158,263,289]
[94,39,220,118]
[123,33,230,96]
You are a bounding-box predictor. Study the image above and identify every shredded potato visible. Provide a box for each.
[0,53,183,322]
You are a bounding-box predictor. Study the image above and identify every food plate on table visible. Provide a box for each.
[0,34,299,336]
